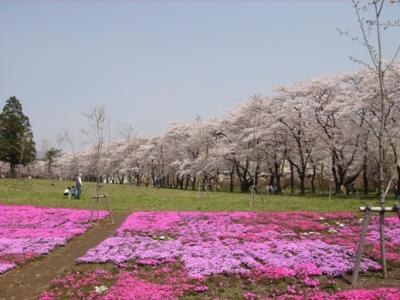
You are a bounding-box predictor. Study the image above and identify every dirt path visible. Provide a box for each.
[0,212,128,300]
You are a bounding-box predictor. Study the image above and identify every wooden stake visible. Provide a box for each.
[379,210,387,278]
[103,194,114,224]
[90,194,113,224]
[351,205,371,287]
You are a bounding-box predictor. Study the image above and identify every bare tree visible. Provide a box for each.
[57,129,79,177]
[81,107,113,223]
[81,107,108,193]
[346,0,400,280]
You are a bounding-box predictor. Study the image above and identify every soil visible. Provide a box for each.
[0,212,128,300]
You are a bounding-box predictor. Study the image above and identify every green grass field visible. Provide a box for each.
[0,179,397,212]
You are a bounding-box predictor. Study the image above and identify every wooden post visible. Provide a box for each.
[197,181,201,198]
[90,194,113,224]
[352,203,399,286]
[260,187,264,204]
[379,210,387,278]
[90,197,95,222]
[104,194,114,224]
[96,196,99,222]
[351,205,371,287]
[249,185,254,207]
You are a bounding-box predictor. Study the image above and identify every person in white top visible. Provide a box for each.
[75,173,83,199]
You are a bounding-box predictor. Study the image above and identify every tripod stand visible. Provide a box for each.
[90,184,113,223]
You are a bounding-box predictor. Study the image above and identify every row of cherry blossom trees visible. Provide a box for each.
[19,63,399,195]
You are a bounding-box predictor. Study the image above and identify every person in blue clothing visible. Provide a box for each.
[155,176,162,188]
[70,186,76,199]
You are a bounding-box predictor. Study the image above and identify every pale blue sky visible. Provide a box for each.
[0,0,399,148]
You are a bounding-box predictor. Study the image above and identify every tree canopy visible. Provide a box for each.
[0,96,36,177]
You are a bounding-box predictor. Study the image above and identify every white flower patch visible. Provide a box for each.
[95,285,108,294]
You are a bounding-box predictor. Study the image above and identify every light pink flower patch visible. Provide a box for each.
[78,211,389,279]
[0,262,16,274]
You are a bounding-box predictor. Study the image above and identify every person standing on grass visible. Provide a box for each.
[75,173,83,199]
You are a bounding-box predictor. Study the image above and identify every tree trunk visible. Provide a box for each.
[240,180,252,193]
[166,175,170,188]
[235,162,252,193]
[290,162,294,194]
[396,166,400,198]
[299,172,305,195]
[229,166,234,193]
[274,162,281,191]
[363,155,369,195]
[269,168,275,186]
[320,164,324,189]
[331,153,344,194]
[184,175,190,190]
[10,163,16,178]
[254,165,259,187]
[311,164,316,194]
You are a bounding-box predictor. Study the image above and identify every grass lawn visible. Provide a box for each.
[0,178,397,212]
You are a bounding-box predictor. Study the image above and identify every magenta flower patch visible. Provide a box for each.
[42,211,399,299]
[0,204,108,273]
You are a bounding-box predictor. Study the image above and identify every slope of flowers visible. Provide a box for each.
[64,211,400,299]
[77,211,397,278]
[0,204,108,274]
[40,265,196,300]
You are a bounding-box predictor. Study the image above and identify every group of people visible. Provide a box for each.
[63,173,83,199]
[340,184,358,197]
[265,185,282,195]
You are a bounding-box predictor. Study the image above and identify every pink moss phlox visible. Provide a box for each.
[275,288,400,299]
[244,292,257,300]
[193,285,209,292]
[332,288,400,300]
[0,204,108,273]
[102,272,189,300]
[251,266,296,280]
[0,262,16,274]
[39,269,114,300]
[294,263,322,277]
[302,277,320,287]
[79,212,390,279]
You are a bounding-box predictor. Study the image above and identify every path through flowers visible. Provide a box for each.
[0,204,108,274]
[40,211,399,299]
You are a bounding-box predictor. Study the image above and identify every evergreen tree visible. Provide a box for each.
[0,96,36,177]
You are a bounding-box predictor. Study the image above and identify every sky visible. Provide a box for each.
[0,0,399,150]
